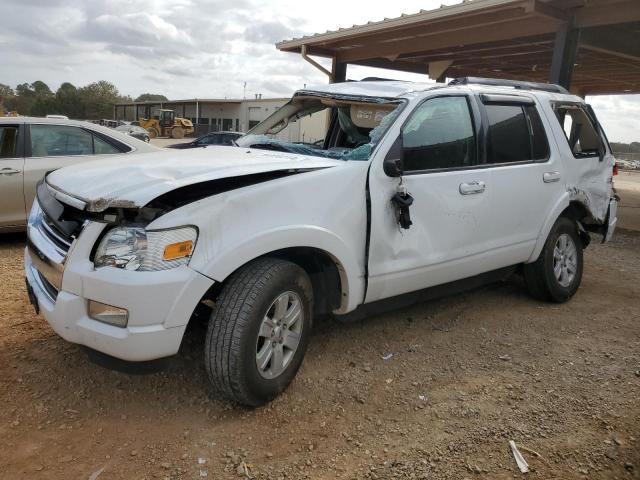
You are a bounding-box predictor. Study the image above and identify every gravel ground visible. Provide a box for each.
[0,175,638,480]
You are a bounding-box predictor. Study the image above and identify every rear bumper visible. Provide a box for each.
[603,196,618,243]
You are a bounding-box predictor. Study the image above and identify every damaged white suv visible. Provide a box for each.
[25,78,618,406]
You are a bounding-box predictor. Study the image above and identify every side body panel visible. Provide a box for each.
[365,89,576,302]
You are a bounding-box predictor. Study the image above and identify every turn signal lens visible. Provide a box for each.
[163,240,194,260]
[88,300,128,327]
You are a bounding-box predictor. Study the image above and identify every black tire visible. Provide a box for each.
[523,216,583,303]
[205,258,313,406]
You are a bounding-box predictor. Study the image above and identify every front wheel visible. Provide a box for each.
[524,216,584,303]
[171,126,185,139]
[205,258,313,406]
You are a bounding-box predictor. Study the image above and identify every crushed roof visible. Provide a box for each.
[296,80,439,98]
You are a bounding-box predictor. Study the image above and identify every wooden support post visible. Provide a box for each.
[549,17,580,89]
[331,57,347,83]
[429,60,453,82]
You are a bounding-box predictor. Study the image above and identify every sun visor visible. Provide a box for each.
[350,105,393,129]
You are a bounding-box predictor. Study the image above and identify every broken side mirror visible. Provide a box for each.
[383,135,404,177]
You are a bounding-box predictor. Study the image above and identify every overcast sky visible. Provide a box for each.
[1,0,638,142]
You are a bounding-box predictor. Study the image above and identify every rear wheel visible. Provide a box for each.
[524,216,583,302]
[205,258,313,406]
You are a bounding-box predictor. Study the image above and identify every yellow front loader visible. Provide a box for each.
[138,109,194,139]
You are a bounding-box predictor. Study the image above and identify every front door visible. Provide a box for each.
[0,123,25,227]
[366,95,496,302]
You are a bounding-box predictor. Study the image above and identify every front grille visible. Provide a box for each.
[36,269,59,302]
[27,181,89,301]
[37,211,73,256]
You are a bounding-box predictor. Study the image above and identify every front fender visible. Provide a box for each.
[191,225,365,314]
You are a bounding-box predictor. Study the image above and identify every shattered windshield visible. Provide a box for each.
[236,93,404,161]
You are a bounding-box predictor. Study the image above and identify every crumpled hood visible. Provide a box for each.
[46,146,342,212]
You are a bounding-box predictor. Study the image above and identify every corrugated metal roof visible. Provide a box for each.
[277,0,522,50]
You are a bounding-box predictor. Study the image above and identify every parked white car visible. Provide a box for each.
[24,78,618,406]
[0,117,158,231]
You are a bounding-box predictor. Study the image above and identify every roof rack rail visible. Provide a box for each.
[449,77,569,94]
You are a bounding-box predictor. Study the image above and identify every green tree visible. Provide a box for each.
[135,93,169,102]
[11,83,36,114]
[30,81,56,117]
[55,82,83,119]
[0,83,14,112]
[79,81,127,119]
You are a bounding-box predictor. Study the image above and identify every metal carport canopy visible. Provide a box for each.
[276,0,640,95]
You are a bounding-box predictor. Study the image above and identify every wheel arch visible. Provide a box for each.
[527,194,594,263]
[193,226,363,315]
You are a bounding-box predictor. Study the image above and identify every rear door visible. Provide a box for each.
[23,123,126,211]
[478,95,563,258]
[0,123,26,227]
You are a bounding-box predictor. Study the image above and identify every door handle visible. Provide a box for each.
[0,168,21,175]
[543,171,561,183]
[459,181,486,195]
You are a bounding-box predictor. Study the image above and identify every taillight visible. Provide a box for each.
[613,162,618,176]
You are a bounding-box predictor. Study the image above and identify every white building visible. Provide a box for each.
[113,97,326,142]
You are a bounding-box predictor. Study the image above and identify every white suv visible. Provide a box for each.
[24,78,618,406]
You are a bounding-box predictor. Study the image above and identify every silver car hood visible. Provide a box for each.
[45,146,342,212]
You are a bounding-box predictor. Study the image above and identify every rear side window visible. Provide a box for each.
[30,124,125,157]
[93,135,122,154]
[555,105,601,158]
[402,96,477,172]
[484,103,549,164]
[0,126,19,158]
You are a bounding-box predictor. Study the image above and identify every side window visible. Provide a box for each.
[0,126,19,158]
[484,103,549,164]
[93,134,122,154]
[525,105,550,160]
[555,106,601,157]
[485,104,531,164]
[401,96,476,172]
[30,125,93,157]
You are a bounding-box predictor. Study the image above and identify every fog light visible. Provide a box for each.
[88,300,129,327]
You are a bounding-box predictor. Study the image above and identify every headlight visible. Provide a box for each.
[94,226,197,271]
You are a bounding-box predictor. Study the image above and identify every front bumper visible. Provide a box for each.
[25,221,214,362]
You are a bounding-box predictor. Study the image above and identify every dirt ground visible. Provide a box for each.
[0,174,639,480]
